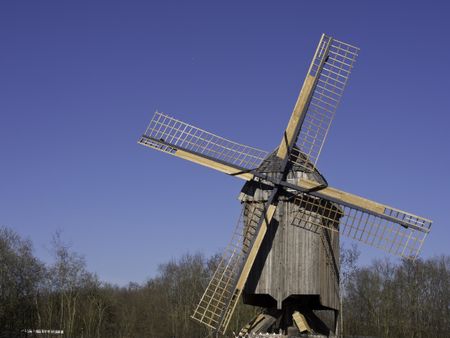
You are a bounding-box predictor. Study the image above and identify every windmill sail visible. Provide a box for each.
[291,191,432,259]
[191,199,274,333]
[139,112,268,178]
[290,38,359,172]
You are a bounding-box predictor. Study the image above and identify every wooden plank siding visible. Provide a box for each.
[240,169,340,312]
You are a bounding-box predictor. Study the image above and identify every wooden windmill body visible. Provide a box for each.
[138,34,432,336]
[240,158,341,333]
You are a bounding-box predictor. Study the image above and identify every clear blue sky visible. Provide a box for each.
[1,1,449,285]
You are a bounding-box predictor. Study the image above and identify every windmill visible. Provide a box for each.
[138,34,432,336]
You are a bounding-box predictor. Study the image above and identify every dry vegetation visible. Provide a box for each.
[0,226,448,338]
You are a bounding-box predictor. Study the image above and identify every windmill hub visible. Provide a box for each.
[138,33,432,336]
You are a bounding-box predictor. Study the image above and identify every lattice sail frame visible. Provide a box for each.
[191,203,265,333]
[291,193,432,259]
[139,112,268,170]
[290,37,359,172]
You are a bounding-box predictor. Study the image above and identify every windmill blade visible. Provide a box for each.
[290,184,432,259]
[138,112,268,180]
[192,188,278,334]
[277,34,360,162]
[276,34,331,160]
[289,37,359,172]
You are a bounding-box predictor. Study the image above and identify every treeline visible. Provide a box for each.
[342,255,450,337]
[1,226,449,338]
[0,227,256,338]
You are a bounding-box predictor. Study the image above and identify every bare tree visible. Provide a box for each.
[343,256,450,338]
[338,243,360,336]
[0,226,44,336]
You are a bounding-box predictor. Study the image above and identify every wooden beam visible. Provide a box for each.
[220,202,278,333]
[302,178,431,231]
[298,178,386,215]
[159,141,431,230]
[175,145,430,230]
[276,34,331,160]
[139,137,256,181]
[276,74,317,159]
[293,311,313,333]
[173,149,254,181]
[235,203,277,290]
